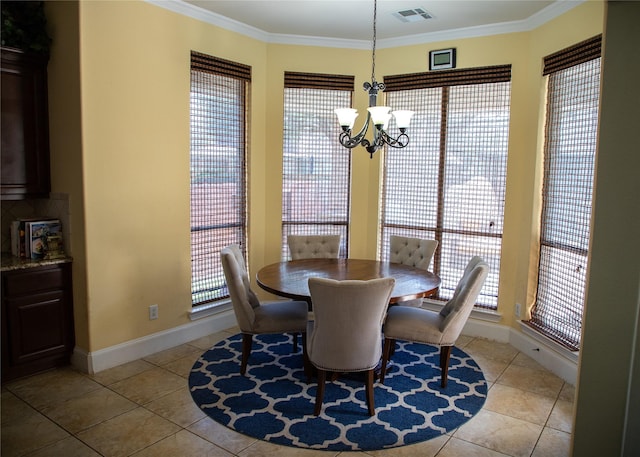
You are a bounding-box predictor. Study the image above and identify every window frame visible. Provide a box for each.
[525,35,602,350]
[380,65,512,309]
[189,51,250,307]
[281,72,354,260]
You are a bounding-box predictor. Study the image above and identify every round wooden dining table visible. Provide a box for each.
[256,258,440,305]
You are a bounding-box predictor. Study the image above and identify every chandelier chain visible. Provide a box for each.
[371,0,377,83]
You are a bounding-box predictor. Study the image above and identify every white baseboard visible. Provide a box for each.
[460,317,577,385]
[458,315,577,385]
[72,309,237,374]
[462,317,511,342]
[509,322,578,385]
[72,308,577,385]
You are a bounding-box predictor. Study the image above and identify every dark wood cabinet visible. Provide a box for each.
[1,262,74,382]
[1,47,51,199]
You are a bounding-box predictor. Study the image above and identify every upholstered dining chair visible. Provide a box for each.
[288,234,341,260]
[220,245,309,375]
[306,277,395,416]
[389,235,439,307]
[380,256,489,388]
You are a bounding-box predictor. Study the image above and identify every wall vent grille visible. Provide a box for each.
[393,8,433,23]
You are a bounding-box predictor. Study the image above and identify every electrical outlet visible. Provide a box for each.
[515,303,522,319]
[149,304,159,320]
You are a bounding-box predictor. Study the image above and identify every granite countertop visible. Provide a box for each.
[1,253,72,272]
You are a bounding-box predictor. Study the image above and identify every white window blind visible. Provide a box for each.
[525,36,602,350]
[281,72,354,259]
[190,51,250,305]
[381,66,512,309]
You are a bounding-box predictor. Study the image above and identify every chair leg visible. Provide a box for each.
[380,338,394,384]
[440,345,453,388]
[302,333,314,382]
[365,369,375,416]
[314,369,326,416]
[241,333,253,375]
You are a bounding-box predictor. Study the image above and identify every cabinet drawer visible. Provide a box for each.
[3,266,64,296]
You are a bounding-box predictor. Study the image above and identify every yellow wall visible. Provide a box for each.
[263,44,374,261]
[70,0,269,350]
[45,1,88,348]
[45,0,604,353]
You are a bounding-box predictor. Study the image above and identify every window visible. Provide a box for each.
[526,36,602,350]
[380,66,512,309]
[190,51,250,306]
[281,72,354,259]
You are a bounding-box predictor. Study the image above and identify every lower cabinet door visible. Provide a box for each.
[1,263,74,382]
[6,291,69,365]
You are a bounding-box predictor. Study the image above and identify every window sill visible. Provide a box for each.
[189,300,232,321]
[518,320,580,363]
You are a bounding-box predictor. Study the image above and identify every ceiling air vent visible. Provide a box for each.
[393,8,433,23]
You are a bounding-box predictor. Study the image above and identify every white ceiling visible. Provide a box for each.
[167,0,585,47]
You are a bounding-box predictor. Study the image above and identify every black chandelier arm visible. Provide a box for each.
[378,130,410,149]
[338,128,409,157]
[337,112,371,149]
[338,131,362,149]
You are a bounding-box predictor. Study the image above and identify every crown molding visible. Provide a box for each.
[147,0,585,50]
[267,34,371,50]
[525,0,587,30]
[380,0,585,48]
[146,0,270,42]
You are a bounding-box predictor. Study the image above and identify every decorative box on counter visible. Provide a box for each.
[10,218,65,260]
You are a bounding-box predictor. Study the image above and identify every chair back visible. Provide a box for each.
[225,243,249,275]
[438,257,489,340]
[220,245,261,332]
[389,235,438,271]
[307,277,394,372]
[288,235,341,260]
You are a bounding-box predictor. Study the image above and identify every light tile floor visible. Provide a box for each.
[1,327,574,457]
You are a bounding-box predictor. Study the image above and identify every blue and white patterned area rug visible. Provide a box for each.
[189,333,487,451]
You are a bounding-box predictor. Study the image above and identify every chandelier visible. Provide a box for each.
[334,0,414,158]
